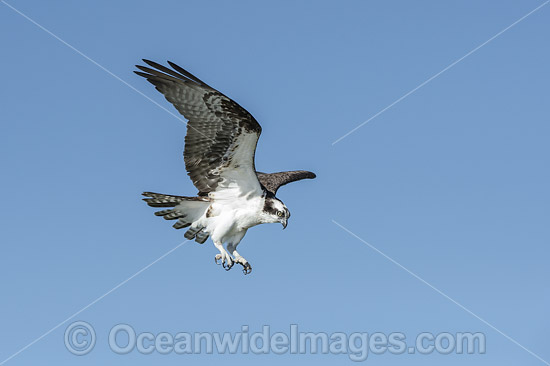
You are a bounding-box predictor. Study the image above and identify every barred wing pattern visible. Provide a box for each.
[135,60,263,196]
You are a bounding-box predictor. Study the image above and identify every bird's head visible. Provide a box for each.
[261,196,290,229]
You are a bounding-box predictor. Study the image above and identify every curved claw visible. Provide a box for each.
[215,253,235,271]
[241,263,252,275]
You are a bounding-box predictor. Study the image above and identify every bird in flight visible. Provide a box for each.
[135,60,316,274]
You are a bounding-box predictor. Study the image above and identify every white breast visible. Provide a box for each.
[197,193,264,244]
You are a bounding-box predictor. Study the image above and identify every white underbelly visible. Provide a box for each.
[199,206,259,243]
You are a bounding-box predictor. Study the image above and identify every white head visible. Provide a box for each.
[260,196,290,229]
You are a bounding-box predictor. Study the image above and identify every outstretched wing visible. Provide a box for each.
[135,60,263,197]
[257,171,316,195]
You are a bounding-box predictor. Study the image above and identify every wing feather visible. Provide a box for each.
[257,171,316,195]
[135,60,263,196]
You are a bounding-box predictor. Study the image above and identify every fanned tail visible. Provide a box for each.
[142,192,211,243]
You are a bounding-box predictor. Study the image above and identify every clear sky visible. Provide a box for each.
[1,0,549,365]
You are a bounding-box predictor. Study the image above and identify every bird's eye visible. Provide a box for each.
[277,211,283,217]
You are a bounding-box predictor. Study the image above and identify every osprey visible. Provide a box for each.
[135,60,316,274]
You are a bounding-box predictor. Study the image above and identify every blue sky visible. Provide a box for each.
[1,0,549,365]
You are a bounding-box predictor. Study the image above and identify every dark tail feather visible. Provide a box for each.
[143,192,210,235]
[142,192,190,207]
[195,231,209,244]
[154,209,186,220]
[184,227,201,240]
[173,220,191,229]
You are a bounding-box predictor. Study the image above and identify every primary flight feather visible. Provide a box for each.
[135,60,316,274]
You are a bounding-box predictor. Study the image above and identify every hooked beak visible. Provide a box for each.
[281,218,288,230]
